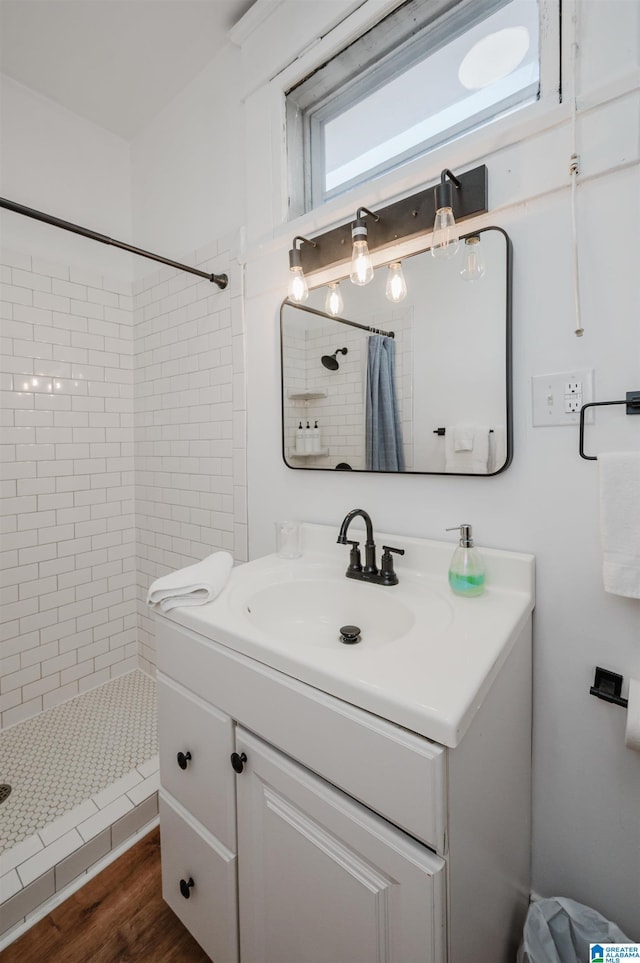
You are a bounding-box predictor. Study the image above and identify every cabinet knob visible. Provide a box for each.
[177,751,192,770]
[179,877,194,899]
[230,751,247,773]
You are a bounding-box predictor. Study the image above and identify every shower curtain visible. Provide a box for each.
[365,335,405,471]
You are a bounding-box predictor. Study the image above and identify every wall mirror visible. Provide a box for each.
[280,226,512,475]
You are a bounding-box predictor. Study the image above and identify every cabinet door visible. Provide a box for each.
[235,728,446,963]
[160,793,238,963]
[157,672,236,849]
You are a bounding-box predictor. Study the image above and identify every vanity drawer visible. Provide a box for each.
[160,793,238,963]
[157,618,447,854]
[157,673,236,850]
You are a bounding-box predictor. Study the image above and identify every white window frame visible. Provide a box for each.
[286,0,561,217]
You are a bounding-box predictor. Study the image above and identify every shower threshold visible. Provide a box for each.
[0,670,158,947]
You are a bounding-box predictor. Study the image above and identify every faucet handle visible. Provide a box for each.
[380,545,404,585]
[345,539,362,573]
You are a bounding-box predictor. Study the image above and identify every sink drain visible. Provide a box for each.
[0,784,12,804]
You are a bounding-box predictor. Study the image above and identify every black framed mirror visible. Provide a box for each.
[280,226,512,475]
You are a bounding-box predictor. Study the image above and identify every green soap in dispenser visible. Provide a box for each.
[446,524,485,597]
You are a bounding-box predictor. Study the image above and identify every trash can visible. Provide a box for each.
[517,897,632,963]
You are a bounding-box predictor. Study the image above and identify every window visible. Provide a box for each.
[287,0,543,214]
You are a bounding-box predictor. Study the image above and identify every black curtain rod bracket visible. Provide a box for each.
[0,197,228,289]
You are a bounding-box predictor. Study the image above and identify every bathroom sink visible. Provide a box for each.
[160,522,535,747]
[242,577,415,647]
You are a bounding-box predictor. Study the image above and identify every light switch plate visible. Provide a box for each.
[532,369,595,426]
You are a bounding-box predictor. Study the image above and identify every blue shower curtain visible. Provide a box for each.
[365,335,405,471]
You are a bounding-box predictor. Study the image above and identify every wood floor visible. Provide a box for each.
[1,828,211,963]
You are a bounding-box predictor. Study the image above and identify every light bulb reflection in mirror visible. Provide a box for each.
[460,236,485,281]
[385,262,407,302]
[325,281,344,316]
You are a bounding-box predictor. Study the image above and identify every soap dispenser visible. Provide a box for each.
[445,524,485,597]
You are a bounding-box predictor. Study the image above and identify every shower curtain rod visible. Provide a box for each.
[286,300,394,338]
[0,197,228,289]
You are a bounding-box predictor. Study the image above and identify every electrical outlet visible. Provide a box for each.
[564,380,583,413]
[532,369,594,426]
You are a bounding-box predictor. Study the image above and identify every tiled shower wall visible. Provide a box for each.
[0,249,137,729]
[1,236,247,722]
[134,236,247,675]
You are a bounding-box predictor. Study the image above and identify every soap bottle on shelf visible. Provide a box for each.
[295,421,305,454]
[312,420,321,453]
[304,420,313,453]
[445,524,485,597]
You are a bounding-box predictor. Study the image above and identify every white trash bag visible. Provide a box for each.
[517,897,631,963]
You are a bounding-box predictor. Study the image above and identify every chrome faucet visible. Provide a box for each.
[337,509,404,586]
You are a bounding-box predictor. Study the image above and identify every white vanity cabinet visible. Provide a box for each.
[156,607,532,963]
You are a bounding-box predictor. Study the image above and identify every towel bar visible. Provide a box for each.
[579,390,640,460]
[433,427,494,436]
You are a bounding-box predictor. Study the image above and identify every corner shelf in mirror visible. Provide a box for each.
[289,448,330,458]
[287,390,328,401]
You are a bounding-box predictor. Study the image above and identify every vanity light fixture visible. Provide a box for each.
[287,166,487,278]
[288,236,317,303]
[350,208,379,286]
[385,261,408,302]
[432,169,462,259]
[460,235,485,281]
[325,281,344,316]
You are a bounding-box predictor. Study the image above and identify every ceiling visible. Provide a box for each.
[0,0,256,140]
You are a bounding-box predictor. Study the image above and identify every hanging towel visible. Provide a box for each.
[599,452,640,598]
[452,425,475,451]
[488,425,507,473]
[147,551,233,611]
[445,426,490,472]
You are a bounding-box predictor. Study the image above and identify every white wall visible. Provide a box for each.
[0,75,134,280]
[130,46,245,270]
[238,0,640,939]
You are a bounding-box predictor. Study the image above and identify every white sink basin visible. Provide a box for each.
[160,523,535,747]
[243,577,415,647]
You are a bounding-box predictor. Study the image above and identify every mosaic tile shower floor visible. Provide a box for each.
[0,671,157,854]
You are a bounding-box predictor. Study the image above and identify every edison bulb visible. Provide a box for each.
[460,236,485,281]
[431,207,460,259]
[350,239,374,285]
[385,262,407,302]
[288,265,309,302]
[325,282,344,316]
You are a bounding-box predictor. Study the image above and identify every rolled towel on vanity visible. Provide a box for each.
[599,451,640,598]
[147,551,234,611]
[445,425,490,472]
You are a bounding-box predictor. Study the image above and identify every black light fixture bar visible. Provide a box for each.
[0,197,228,288]
[298,164,488,276]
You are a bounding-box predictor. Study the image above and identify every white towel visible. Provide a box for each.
[599,452,640,598]
[488,425,506,473]
[445,426,490,472]
[452,425,475,451]
[147,551,233,611]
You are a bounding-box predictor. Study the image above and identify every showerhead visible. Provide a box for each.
[321,347,348,370]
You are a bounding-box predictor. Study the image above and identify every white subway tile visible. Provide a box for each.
[17,829,83,887]
[78,794,133,842]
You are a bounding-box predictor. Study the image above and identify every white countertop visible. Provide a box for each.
[160,523,535,747]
